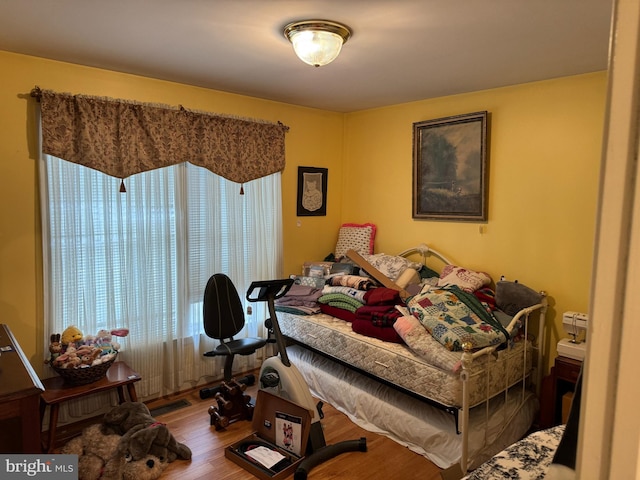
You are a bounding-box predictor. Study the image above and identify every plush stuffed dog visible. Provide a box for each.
[102,402,157,435]
[61,423,168,480]
[101,431,169,480]
[119,422,192,463]
[102,402,192,463]
[62,402,191,479]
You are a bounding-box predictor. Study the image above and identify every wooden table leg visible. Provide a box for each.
[127,383,138,402]
[47,403,60,453]
[117,385,126,404]
[21,395,42,453]
[40,398,46,424]
[40,400,47,452]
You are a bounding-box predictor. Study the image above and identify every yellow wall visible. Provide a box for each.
[1,49,607,375]
[343,73,607,366]
[0,50,344,374]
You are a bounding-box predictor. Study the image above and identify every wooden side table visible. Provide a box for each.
[40,361,141,452]
[552,355,582,425]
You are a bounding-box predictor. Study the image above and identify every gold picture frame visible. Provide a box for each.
[412,111,489,221]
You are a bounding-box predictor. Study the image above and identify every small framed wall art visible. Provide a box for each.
[297,166,328,216]
[412,111,489,221]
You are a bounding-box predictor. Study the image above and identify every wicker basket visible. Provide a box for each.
[52,353,118,386]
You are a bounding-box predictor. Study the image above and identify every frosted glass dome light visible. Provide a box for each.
[284,20,352,67]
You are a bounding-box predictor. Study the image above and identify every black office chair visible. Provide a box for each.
[199,273,270,399]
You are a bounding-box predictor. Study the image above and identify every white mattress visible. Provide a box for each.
[277,311,533,408]
[287,344,539,470]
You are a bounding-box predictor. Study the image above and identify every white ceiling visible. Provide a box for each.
[0,0,613,113]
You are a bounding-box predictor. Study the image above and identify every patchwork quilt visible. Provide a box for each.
[406,286,509,351]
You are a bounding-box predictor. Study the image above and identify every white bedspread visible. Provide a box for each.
[287,344,539,470]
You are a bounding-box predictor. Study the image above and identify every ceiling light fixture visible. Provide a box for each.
[283,20,352,67]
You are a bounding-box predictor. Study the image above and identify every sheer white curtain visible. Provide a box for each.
[39,153,283,417]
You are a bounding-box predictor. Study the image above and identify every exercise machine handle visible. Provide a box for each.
[246,278,294,303]
[246,278,294,367]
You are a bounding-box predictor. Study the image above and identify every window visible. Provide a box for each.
[40,154,283,399]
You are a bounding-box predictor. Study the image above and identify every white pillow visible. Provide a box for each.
[437,265,491,293]
[395,268,421,288]
[361,253,422,281]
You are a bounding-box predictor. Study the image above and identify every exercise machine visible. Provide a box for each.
[246,278,366,478]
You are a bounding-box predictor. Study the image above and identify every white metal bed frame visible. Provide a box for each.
[400,244,548,473]
[283,243,548,473]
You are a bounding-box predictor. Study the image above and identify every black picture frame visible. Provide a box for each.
[412,111,489,221]
[297,167,328,216]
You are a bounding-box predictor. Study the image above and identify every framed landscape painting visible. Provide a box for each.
[412,111,489,221]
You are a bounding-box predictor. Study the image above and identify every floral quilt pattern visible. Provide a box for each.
[462,426,565,479]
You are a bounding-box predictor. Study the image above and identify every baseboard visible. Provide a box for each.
[440,463,464,480]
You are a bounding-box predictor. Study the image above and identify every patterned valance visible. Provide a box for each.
[36,89,288,186]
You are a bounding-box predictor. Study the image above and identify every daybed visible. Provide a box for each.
[275,244,548,473]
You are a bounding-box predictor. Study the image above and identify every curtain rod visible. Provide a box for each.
[30,86,42,101]
[29,86,289,131]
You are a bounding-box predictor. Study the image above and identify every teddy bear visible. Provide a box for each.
[60,423,122,479]
[61,422,169,480]
[102,402,192,463]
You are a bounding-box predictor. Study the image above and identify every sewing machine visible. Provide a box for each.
[557,311,588,360]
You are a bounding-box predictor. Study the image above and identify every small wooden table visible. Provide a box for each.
[40,361,141,452]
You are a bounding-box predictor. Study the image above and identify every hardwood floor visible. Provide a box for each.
[142,378,444,480]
